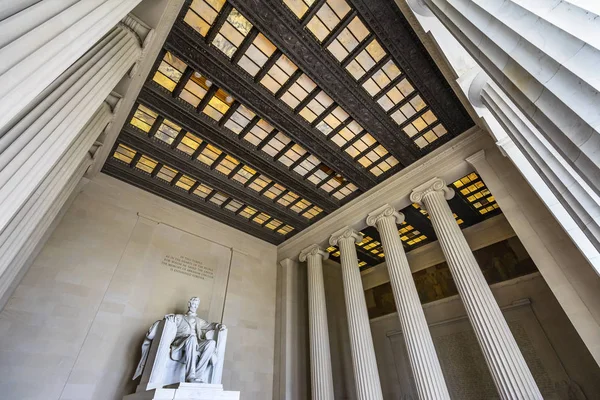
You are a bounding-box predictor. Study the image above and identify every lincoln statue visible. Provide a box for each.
[133,297,227,385]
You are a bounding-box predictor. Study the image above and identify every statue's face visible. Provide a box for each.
[189,299,200,313]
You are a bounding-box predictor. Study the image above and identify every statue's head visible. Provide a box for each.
[188,297,200,313]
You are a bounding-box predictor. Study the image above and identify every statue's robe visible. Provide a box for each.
[170,314,217,381]
[133,314,218,382]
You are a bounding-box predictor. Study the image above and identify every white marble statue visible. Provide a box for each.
[133,297,228,390]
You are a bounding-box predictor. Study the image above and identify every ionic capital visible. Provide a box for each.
[366,204,404,228]
[410,177,454,205]
[329,226,363,247]
[299,244,330,262]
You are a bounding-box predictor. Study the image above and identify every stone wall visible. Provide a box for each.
[371,273,600,399]
[0,173,278,400]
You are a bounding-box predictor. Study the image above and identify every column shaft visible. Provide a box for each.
[330,228,383,400]
[422,0,600,196]
[0,22,142,238]
[411,179,542,399]
[0,102,113,302]
[367,206,450,399]
[0,0,143,130]
[300,245,335,400]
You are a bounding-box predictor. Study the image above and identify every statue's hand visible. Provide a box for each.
[218,324,226,331]
[165,314,176,323]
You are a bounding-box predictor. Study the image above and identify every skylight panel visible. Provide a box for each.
[239,206,257,219]
[280,73,316,109]
[377,78,414,112]
[283,0,316,19]
[197,143,222,166]
[390,94,426,125]
[179,74,210,107]
[277,191,299,207]
[237,33,276,76]
[264,183,285,200]
[327,16,369,62]
[298,90,334,122]
[278,144,306,167]
[370,156,399,177]
[345,39,386,80]
[215,155,239,175]
[303,205,323,219]
[153,52,187,92]
[130,104,157,133]
[184,0,226,37]
[261,132,291,158]
[113,144,136,164]
[315,106,349,135]
[292,154,320,176]
[232,165,257,185]
[330,119,363,148]
[175,175,196,191]
[224,199,243,212]
[362,60,401,96]
[209,191,229,206]
[224,104,255,134]
[265,219,283,230]
[212,9,253,58]
[177,133,203,156]
[135,155,158,174]
[248,174,272,193]
[193,183,214,198]
[306,0,351,42]
[156,165,178,183]
[277,225,294,235]
[252,212,271,225]
[244,119,273,146]
[260,54,298,94]
[452,173,500,215]
[332,182,357,200]
[202,89,233,121]
[155,119,182,145]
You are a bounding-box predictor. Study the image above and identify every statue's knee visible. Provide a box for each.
[208,339,216,350]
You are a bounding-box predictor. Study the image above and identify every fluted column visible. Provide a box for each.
[415,0,600,197]
[0,100,114,302]
[0,0,144,131]
[410,178,542,399]
[0,21,143,240]
[330,227,383,400]
[299,245,335,400]
[366,205,450,400]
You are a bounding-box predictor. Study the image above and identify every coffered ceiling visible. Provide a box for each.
[103,0,474,245]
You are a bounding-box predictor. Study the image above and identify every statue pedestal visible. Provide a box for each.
[123,383,240,400]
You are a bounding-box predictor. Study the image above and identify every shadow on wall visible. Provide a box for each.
[365,237,537,318]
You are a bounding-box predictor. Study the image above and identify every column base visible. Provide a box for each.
[124,383,240,400]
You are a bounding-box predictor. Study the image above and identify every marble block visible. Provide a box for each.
[123,383,240,400]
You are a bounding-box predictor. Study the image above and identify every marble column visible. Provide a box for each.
[330,227,383,400]
[366,205,450,400]
[0,100,115,301]
[299,245,335,400]
[0,18,145,301]
[476,79,600,255]
[0,0,144,131]
[0,21,143,240]
[414,0,600,197]
[410,178,542,400]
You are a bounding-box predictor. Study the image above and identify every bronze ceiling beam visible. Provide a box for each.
[139,84,340,213]
[167,24,377,191]
[349,0,474,140]
[119,124,311,230]
[225,0,421,164]
[103,160,286,244]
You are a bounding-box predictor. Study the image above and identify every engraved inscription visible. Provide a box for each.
[161,255,214,281]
